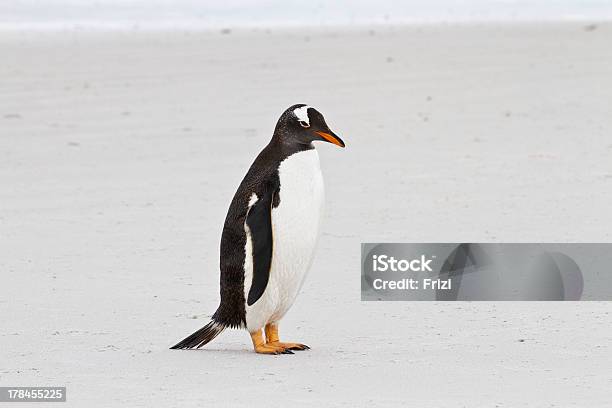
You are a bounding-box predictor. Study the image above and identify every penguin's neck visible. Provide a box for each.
[269,134,314,161]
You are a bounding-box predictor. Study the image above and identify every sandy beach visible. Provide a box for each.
[1,23,612,406]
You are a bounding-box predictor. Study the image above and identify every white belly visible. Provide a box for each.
[244,149,324,332]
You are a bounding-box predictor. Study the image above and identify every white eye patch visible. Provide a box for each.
[293,105,311,126]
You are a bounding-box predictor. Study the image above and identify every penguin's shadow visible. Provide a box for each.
[171,347,248,354]
[170,347,309,356]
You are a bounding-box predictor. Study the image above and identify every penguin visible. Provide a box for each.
[171,104,345,354]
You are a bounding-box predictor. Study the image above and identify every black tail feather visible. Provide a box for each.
[170,320,225,350]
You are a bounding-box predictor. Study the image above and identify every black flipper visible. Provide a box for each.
[170,320,225,350]
[246,190,275,306]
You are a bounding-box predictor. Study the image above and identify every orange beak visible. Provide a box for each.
[315,131,345,148]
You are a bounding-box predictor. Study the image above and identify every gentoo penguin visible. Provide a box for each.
[171,104,344,354]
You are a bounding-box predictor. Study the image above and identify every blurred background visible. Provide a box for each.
[2,0,612,29]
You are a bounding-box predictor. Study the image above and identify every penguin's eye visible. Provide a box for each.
[299,120,310,128]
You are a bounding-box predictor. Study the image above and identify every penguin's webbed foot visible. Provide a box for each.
[254,344,295,355]
[264,323,310,352]
[250,329,294,355]
[266,341,310,351]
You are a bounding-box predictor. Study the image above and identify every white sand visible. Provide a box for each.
[1,23,612,406]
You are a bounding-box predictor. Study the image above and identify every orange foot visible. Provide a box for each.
[266,341,310,351]
[250,330,294,355]
[265,323,310,351]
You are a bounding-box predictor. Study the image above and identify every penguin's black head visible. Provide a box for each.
[274,104,345,148]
